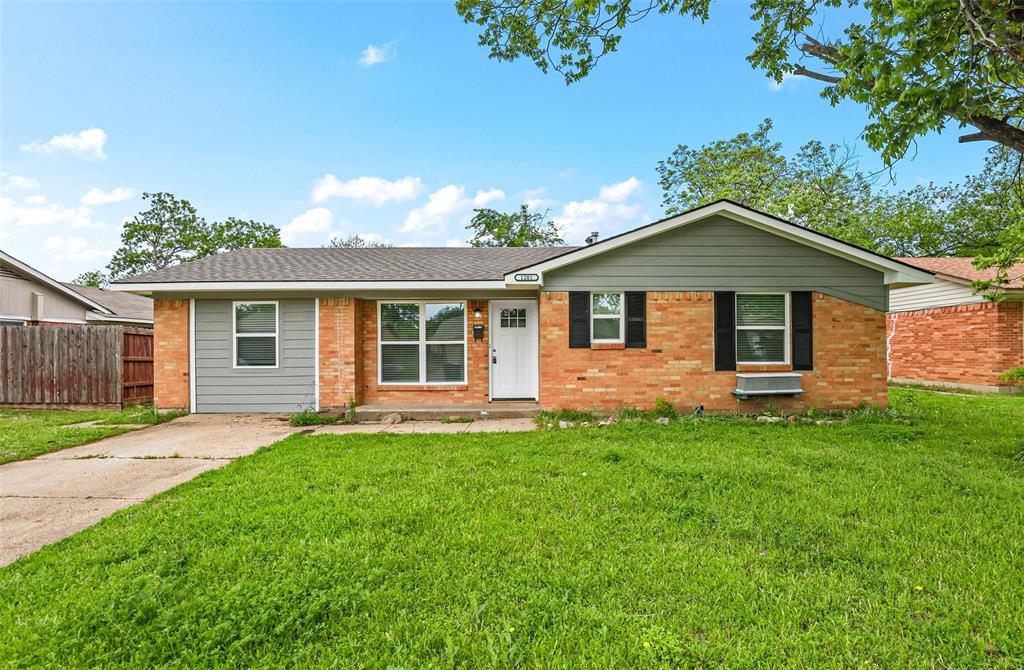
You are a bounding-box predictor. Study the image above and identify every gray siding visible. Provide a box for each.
[889,276,984,312]
[544,215,888,311]
[194,299,315,413]
[1,271,89,322]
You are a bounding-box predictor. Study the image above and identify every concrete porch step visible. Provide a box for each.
[355,402,541,422]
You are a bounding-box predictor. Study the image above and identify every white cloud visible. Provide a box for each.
[359,42,396,67]
[3,175,40,191]
[282,207,334,245]
[24,194,47,206]
[401,184,506,234]
[522,187,555,210]
[41,235,115,275]
[80,186,135,206]
[445,238,464,248]
[597,177,642,203]
[0,196,99,229]
[312,174,424,206]
[21,128,108,160]
[553,177,646,242]
[769,72,798,91]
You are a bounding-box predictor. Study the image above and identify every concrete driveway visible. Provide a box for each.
[0,414,297,567]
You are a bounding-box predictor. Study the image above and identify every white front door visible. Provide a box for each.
[490,300,539,400]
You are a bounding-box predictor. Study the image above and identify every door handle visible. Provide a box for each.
[492,355,497,364]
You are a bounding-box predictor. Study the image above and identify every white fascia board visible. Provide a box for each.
[0,250,114,314]
[113,280,509,293]
[85,312,154,325]
[503,201,935,287]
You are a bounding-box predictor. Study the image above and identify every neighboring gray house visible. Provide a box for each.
[0,250,152,327]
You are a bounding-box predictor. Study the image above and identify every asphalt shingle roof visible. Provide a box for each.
[115,247,578,284]
[64,284,154,320]
[896,257,1024,289]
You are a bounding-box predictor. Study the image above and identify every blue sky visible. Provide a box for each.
[1,1,990,280]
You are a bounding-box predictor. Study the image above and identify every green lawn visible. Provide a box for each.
[2,390,1023,668]
[0,405,171,464]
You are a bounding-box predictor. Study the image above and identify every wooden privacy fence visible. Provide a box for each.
[0,326,153,408]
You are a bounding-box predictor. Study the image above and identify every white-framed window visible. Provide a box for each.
[735,292,789,364]
[591,292,624,343]
[379,301,466,384]
[233,301,278,368]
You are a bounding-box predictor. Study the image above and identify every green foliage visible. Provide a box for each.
[0,405,169,464]
[653,396,677,419]
[536,408,602,425]
[658,120,1021,259]
[71,270,110,288]
[289,410,337,427]
[998,367,1024,386]
[3,390,1024,666]
[457,0,1024,159]
[968,149,1024,299]
[440,416,474,424]
[467,204,564,247]
[107,192,283,279]
[344,396,358,424]
[323,234,394,248]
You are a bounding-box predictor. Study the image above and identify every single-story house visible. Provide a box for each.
[888,257,1024,392]
[114,201,933,414]
[1,250,153,327]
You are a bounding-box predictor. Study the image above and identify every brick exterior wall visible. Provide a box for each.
[539,291,887,412]
[153,299,190,411]
[887,300,1024,390]
[318,298,363,411]
[358,299,490,404]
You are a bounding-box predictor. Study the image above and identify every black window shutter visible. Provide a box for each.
[568,291,590,348]
[791,291,813,370]
[625,292,646,348]
[714,291,736,371]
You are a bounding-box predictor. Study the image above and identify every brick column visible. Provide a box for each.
[153,299,190,411]
[319,298,363,411]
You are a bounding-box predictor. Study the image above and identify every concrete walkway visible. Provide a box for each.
[0,415,536,566]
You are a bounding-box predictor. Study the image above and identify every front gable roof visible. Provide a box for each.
[0,250,113,314]
[506,200,934,287]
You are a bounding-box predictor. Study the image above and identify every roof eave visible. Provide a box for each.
[504,200,935,286]
[1,250,114,314]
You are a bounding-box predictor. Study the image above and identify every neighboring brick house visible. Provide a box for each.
[888,257,1024,392]
[114,200,933,414]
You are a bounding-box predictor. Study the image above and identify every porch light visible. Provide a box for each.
[474,307,482,319]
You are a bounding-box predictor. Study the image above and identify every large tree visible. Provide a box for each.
[467,204,564,247]
[107,192,283,279]
[657,119,1019,260]
[657,118,875,244]
[457,0,1024,158]
[71,270,109,288]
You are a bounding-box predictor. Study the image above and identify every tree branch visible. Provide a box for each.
[793,65,842,84]
[960,115,1024,153]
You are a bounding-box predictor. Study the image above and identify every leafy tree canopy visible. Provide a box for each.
[467,204,564,247]
[658,118,1019,261]
[107,192,283,279]
[323,234,394,248]
[71,270,109,288]
[457,0,1024,159]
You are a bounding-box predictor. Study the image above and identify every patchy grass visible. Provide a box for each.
[289,410,339,427]
[536,408,603,425]
[1,390,1023,668]
[0,405,174,464]
[441,416,474,424]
